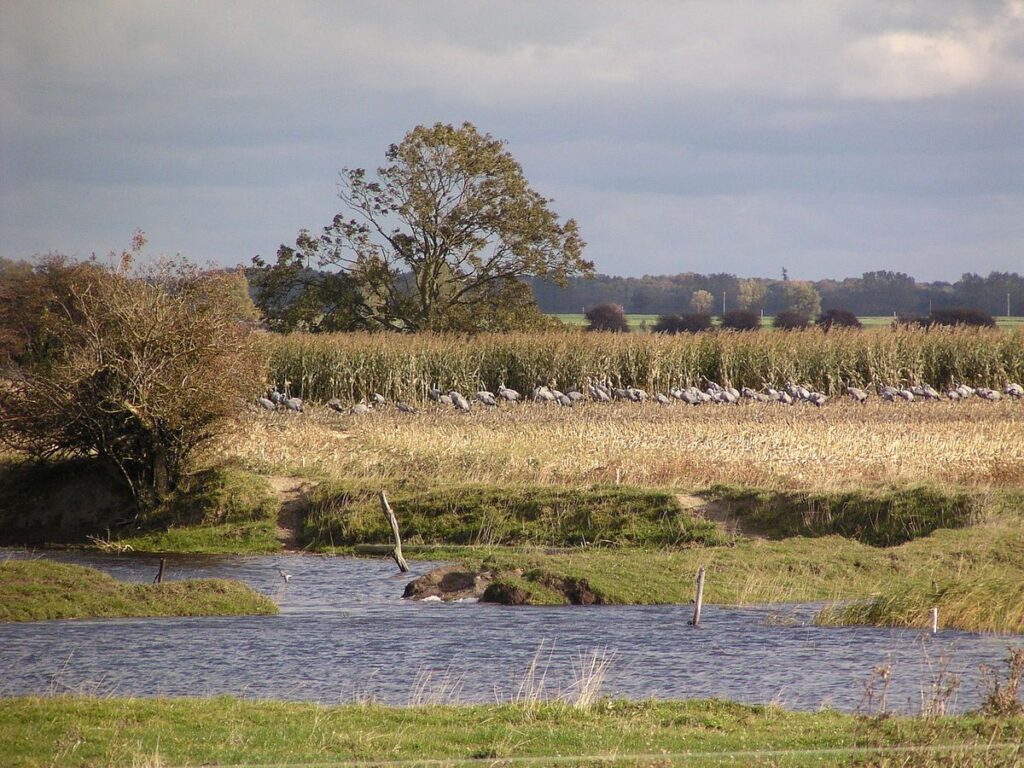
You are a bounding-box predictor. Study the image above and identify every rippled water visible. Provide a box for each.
[1,549,1018,712]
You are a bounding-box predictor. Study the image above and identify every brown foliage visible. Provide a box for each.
[0,253,264,510]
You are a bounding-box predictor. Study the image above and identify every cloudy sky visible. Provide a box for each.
[2,1,1022,280]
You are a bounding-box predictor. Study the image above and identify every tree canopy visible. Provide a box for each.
[252,122,591,332]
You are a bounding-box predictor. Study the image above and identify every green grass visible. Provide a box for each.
[306,482,727,548]
[0,459,283,554]
[707,484,981,547]
[1,696,1022,768]
[0,560,277,622]
[307,482,981,551]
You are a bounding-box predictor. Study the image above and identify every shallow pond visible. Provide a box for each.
[0,549,1018,713]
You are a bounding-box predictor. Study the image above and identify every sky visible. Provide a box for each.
[1,1,1022,281]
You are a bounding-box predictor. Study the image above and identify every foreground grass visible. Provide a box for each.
[0,561,277,622]
[2,696,1023,768]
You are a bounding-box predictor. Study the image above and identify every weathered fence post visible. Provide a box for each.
[153,557,166,584]
[930,606,938,635]
[379,490,409,573]
[690,566,706,626]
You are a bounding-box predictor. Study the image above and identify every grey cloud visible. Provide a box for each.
[1,0,1022,281]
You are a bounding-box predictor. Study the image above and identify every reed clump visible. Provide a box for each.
[257,326,1024,402]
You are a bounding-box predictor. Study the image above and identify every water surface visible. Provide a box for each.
[0,549,1016,713]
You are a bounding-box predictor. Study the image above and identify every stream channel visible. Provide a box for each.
[1,549,1019,713]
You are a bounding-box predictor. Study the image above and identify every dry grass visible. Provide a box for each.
[219,398,1024,491]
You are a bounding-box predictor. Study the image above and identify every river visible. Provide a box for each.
[0,549,1017,713]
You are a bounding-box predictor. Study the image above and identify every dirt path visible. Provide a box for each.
[267,476,319,551]
[676,494,765,539]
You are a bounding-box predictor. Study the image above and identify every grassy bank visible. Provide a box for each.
[2,696,1023,767]
[0,560,277,622]
[260,326,1024,402]
[306,482,982,549]
[0,460,282,554]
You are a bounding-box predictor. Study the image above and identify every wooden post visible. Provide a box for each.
[930,606,938,635]
[691,566,706,626]
[379,491,409,573]
[153,557,165,584]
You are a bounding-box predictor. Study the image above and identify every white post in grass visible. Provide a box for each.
[691,566,706,627]
[930,606,939,635]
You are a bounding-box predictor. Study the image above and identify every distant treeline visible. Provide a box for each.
[525,271,1024,317]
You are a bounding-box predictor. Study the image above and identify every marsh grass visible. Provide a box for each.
[0,560,277,622]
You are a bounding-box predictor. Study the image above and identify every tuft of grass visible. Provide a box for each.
[0,560,277,622]
[1,695,1023,767]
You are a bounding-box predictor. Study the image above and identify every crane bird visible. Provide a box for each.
[567,390,586,403]
[449,391,471,412]
[474,391,497,407]
[371,393,386,406]
[655,393,671,406]
[326,398,346,413]
[846,386,868,404]
[533,385,556,403]
[1006,383,1024,399]
[497,384,520,402]
[396,401,417,414]
[257,396,276,411]
[350,402,371,414]
[284,396,304,412]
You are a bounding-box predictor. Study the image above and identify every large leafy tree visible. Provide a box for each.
[254,122,592,332]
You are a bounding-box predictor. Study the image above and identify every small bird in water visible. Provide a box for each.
[278,568,291,583]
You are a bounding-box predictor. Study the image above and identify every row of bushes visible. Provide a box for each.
[590,305,999,334]
[259,325,1024,401]
[651,308,863,333]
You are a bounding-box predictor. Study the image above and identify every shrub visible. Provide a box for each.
[585,303,630,332]
[0,244,265,510]
[817,308,862,331]
[720,310,761,331]
[927,308,996,328]
[773,309,812,330]
[652,313,713,334]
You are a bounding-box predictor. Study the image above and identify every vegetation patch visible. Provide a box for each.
[1,696,1023,767]
[306,482,727,548]
[0,560,277,622]
[705,485,980,546]
[0,460,281,554]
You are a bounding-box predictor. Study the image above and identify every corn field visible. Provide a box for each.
[258,327,1024,402]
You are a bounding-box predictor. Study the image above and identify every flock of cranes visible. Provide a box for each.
[257,380,1023,414]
